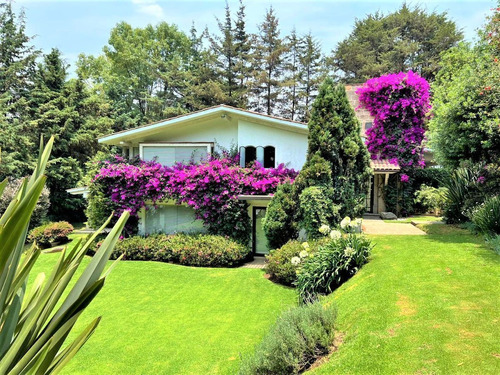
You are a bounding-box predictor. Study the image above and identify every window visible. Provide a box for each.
[140,143,211,166]
[365,122,373,130]
[239,145,276,168]
[144,205,205,235]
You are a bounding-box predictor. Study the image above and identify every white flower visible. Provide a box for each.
[340,217,351,229]
[329,230,342,239]
[319,224,331,234]
[291,256,301,266]
[299,250,308,258]
[344,246,355,257]
[302,242,310,250]
[356,218,363,226]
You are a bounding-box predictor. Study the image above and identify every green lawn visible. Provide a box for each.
[383,215,443,224]
[30,253,296,375]
[311,226,500,375]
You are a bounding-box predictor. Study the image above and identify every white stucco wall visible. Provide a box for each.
[237,119,307,170]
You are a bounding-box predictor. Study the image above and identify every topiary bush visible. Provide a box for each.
[471,195,500,235]
[296,234,373,303]
[0,178,50,229]
[239,301,336,375]
[94,233,251,267]
[28,221,74,248]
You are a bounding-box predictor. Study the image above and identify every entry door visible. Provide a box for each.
[253,207,269,255]
[365,175,375,213]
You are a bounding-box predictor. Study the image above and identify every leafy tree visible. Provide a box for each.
[334,3,463,82]
[250,7,287,115]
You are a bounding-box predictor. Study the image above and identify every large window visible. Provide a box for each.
[144,205,205,235]
[140,143,211,166]
[239,145,275,168]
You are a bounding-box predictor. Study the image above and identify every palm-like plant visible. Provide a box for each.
[0,137,129,374]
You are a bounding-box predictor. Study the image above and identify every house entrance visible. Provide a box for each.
[252,207,269,255]
[365,175,375,213]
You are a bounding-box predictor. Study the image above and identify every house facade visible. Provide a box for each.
[95,104,400,255]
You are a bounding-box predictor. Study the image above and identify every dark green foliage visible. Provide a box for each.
[208,199,251,246]
[384,168,449,216]
[334,4,463,82]
[100,233,250,267]
[307,79,371,219]
[472,196,500,235]
[296,234,373,303]
[263,181,299,249]
[265,241,304,286]
[239,301,336,375]
[28,221,74,248]
[299,186,339,239]
[442,167,480,224]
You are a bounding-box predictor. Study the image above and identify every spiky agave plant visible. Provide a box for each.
[0,137,129,374]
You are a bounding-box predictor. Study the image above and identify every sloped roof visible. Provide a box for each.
[99,104,307,145]
[370,159,400,172]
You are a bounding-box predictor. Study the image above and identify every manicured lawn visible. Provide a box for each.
[311,226,500,374]
[383,215,442,224]
[30,253,296,375]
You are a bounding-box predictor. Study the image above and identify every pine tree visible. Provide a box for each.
[282,28,301,120]
[298,33,323,121]
[0,2,39,179]
[307,79,372,217]
[233,0,250,107]
[250,7,286,115]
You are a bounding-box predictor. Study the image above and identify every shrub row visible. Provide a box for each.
[239,301,336,375]
[28,221,74,248]
[96,233,251,267]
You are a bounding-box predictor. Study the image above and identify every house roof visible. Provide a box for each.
[370,159,400,173]
[99,104,308,145]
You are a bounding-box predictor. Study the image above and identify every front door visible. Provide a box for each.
[253,207,269,255]
[365,175,375,213]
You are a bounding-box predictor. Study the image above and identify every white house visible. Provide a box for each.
[90,104,400,255]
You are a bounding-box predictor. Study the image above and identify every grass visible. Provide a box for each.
[383,215,443,224]
[310,225,500,375]
[29,252,296,375]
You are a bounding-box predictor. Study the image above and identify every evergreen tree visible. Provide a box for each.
[0,2,39,179]
[250,7,286,115]
[233,0,251,107]
[298,33,323,121]
[282,28,301,120]
[307,79,372,217]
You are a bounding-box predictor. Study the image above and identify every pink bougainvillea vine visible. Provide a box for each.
[356,71,431,173]
[93,155,297,243]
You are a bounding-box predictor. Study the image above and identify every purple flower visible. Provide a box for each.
[400,174,410,183]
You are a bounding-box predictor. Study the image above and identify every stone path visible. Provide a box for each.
[362,215,426,235]
[240,256,267,269]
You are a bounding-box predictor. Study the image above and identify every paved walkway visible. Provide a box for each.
[362,215,426,235]
[240,256,267,269]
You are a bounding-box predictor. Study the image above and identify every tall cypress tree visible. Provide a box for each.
[307,78,372,217]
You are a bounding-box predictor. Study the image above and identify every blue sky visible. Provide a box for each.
[12,0,495,73]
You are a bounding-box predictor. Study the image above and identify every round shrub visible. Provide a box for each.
[265,241,306,286]
[28,221,74,248]
[472,195,500,235]
[0,178,50,230]
[296,234,373,303]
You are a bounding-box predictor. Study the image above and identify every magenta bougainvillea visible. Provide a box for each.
[356,71,431,177]
[93,155,297,243]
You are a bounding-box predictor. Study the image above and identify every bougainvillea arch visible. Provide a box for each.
[92,155,297,243]
[356,71,431,175]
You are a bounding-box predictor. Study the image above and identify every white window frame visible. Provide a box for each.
[139,142,212,164]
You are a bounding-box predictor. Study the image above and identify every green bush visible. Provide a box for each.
[264,181,299,249]
[266,241,309,286]
[472,196,500,235]
[443,167,480,223]
[299,186,339,239]
[239,301,336,375]
[296,234,373,303]
[97,233,250,267]
[28,221,74,248]
[486,234,500,255]
[414,184,448,215]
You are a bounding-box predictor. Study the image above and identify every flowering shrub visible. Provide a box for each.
[356,71,431,169]
[91,155,297,242]
[28,221,74,248]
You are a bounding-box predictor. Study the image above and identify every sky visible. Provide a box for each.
[10,0,496,74]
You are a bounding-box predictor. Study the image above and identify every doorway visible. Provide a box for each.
[252,207,269,255]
